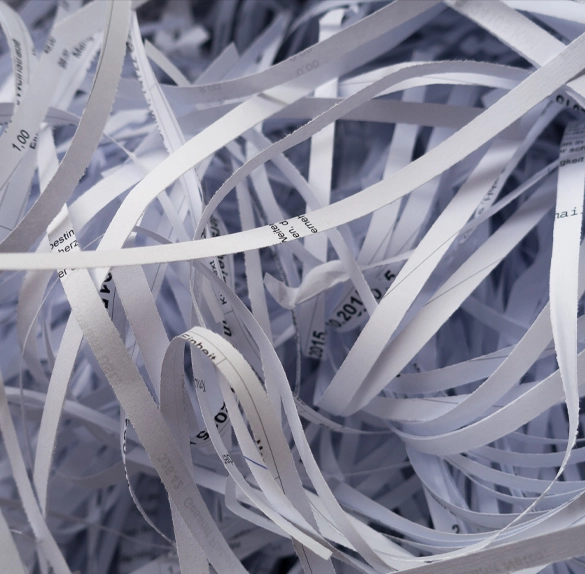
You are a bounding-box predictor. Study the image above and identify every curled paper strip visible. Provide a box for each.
[4,0,585,573]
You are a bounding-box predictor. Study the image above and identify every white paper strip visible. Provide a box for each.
[1,1,585,573]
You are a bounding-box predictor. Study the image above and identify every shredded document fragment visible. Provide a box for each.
[2,0,585,573]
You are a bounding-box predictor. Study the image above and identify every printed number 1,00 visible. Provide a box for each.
[12,129,29,152]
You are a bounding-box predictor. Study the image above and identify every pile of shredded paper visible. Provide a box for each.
[4,0,585,572]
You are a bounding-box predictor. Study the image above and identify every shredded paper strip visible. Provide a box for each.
[4,0,585,572]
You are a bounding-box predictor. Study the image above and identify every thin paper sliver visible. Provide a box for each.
[1,1,585,573]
